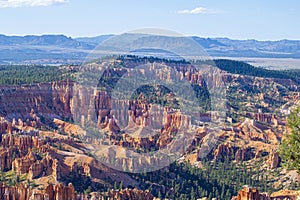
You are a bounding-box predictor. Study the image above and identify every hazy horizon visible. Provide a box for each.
[1,32,300,42]
[0,0,299,41]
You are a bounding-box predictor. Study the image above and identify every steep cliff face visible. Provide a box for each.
[0,60,289,155]
[1,134,42,154]
[0,183,154,200]
[0,183,76,200]
[0,80,73,120]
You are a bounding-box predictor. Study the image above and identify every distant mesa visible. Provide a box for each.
[1,33,300,64]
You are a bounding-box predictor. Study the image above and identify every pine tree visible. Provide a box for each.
[158,191,162,199]
[279,106,300,172]
[119,181,123,190]
[190,187,196,200]
[208,192,212,200]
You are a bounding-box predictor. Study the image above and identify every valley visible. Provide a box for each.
[0,56,299,199]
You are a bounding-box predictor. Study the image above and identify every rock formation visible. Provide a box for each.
[268,151,281,169]
[235,148,254,162]
[28,155,54,180]
[232,186,300,200]
[233,186,271,200]
[0,183,30,200]
[1,134,42,155]
[214,143,235,161]
[53,118,86,137]
[0,57,298,200]
[0,81,73,120]
[0,146,19,171]
[12,152,36,174]
[0,183,77,200]
[107,188,154,200]
[46,183,76,200]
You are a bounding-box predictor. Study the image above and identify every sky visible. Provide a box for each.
[0,0,299,40]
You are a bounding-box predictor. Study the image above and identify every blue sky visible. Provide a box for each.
[0,0,299,40]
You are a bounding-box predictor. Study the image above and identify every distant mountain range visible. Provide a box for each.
[0,34,300,64]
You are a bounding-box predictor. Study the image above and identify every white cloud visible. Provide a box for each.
[177,7,220,15]
[0,0,69,8]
